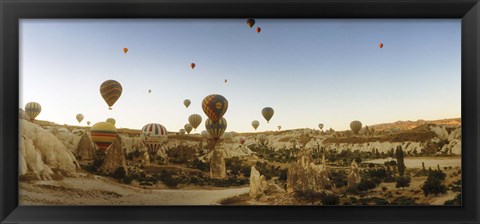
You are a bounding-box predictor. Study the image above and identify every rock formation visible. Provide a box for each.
[347,160,361,188]
[101,138,128,175]
[286,151,331,193]
[142,151,151,166]
[76,133,95,161]
[210,147,226,179]
[249,166,268,198]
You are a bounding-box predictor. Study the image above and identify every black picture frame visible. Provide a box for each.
[1,0,479,223]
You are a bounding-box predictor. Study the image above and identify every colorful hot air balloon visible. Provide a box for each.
[277,126,281,131]
[247,19,255,28]
[319,123,324,130]
[190,63,196,69]
[141,123,168,157]
[256,27,261,33]
[76,114,84,123]
[90,122,117,152]
[188,114,202,130]
[201,130,209,138]
[202,94,228,123]
[251,120,260,130]
[379,43,383,48]
[87,121,91,125]
[239,137,246,145]
[350,120,363,135]
[223,132,233,140]
[123,48,128,54]
[262,107,274,123]
[106,118,116,125]
[179,129,186,136]
[205,118,227,141]
[25,102,41,121]
[100,80,122,110]
[184,99,191,108]
[184,124,193,134]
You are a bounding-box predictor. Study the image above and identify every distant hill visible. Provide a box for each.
[369,118,460,132]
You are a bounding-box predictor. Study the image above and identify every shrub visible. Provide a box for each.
[357,179,377,192]
[112,167,126,180]
[320,193,340,205]
[122,175,134,184]
[391,196,417,205]
[382,186,388,192]
[422,176,447,196]
[428,170,446,181]
[395,176,411,189]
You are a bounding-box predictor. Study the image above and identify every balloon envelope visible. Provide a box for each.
[350,120,363,135]
[202,94,228,123]
[90,122,117,152]
[179,129,186,136]
[87,121,91,125]
[319,123,324,129]
[141,123,168,156]
[251,120,260,130]
[239,137,246,145]
[100,80,122,110]
[25,102,41,121]
[205,118,227,141]
[106,118,116,125]
[184,124,193,134]
[262,107,274,123]
[123,48,128,54]
[184,99,191,108]
[256,27,261,33]
[247,19,255,28]
[188,114,202,130]
[201,130,209,138]
[76,114,84,123]
[190,63,196,69]
[379,43,383,48]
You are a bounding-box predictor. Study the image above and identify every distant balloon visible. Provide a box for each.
[261,107,274,123]
[205,118,227,141]
[87,121,91,125]
[148,89,151,94]
[25,102,41,121]
[184,124,193,134]
[190,63,196,69]
[257,134,267,145]
[256,27,261,33]
[141,123,168,157]
[202,94,228,123]
[123,48,128,54]
[184,99,191,108]
[247,19,255,28]
[201,130,209,138]
[319,123,324,130]
[76,114,84,123]
[277,126,281,131]
[379,43,384,48]
[179,129,186,136]
[188,114,202,130]
[225,79,227,84]
[251,120,260,130]
[90,122,117,152]
[223,132,233,140]
[350,120,363,135]
[106,118,116,125]
[100,80,122,110]
[239,137,246,145]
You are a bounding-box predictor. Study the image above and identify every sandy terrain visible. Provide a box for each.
[19,174,249,205]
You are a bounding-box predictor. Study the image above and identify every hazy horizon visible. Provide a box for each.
[20,19,461,133]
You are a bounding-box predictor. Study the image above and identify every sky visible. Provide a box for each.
[19,19,461,133]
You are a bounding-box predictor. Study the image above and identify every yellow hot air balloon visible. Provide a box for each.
[100,80,122,110]
[184,124,193,134]
[188,114,202,130]
[106,118,116,125]
[262,107,274,123]
[251,120,259,130]
[350,120,362,135]
[90,122,117,152]
[202,94,228,123]
[184,99,191,108]
[76,114,84,123]
[25,102,41,121]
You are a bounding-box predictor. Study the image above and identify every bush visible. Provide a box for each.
[320,193,340,205]
[395,176,411,189]
[330,170,348,188]
[122,175,134,184]
[112,167,126,180]
[187,158,210,172]
[428,170,446,181]
[422,176,447,196]
[382,186,388,192]
[357,179,377,192]
[391,196,417,205]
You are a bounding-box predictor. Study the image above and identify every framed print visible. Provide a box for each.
[1,0,479,223]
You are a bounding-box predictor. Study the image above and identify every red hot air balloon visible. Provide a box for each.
[256,27,261,33]
[123,48,128,54]
[239,137,246,145]
[379,43,384,48]
[190,63,196,69]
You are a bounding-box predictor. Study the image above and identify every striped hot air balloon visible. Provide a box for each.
[106,118,116,125]
[90,122,117,152]
[141,123,168,157]
[188,114,202,130]
[205,118,227,141]
[76,114,84,123]
[251,120,259,130]
[350,120,363,135]
[202,94,228,123]
[100,80,122,110]
[184,124,193,134]
[25,102,41,121]
[262,107,274,123]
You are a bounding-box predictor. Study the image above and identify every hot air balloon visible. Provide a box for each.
[148,89,151,94]
[184,99,191,108]
[257,134,267,145]
[100,80,122,110]
[106,118,116,125]
[87,121,91,125]
[24,102,41,121]
[350,120,363,135]
[201,130,209,138]
[379,43,383,48]
[202,94,228,123]
[205,118,227,141]
[141,123,168,157]
[251,120,260,130]
[190,63,196,69]
[256,27,261,33]
[224,79,227,84]
[179,129,186,136]
[277,126,281,131]
[76,114,84,123]
[247,19,255,28]
[90,122,117,152]
[223,132,233,141]
[184,124,193,134]
[262,107,274,123]
[188,114,202,130]
[239,137,246,145]
[319,123,324,130]
[123,48,128,54]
